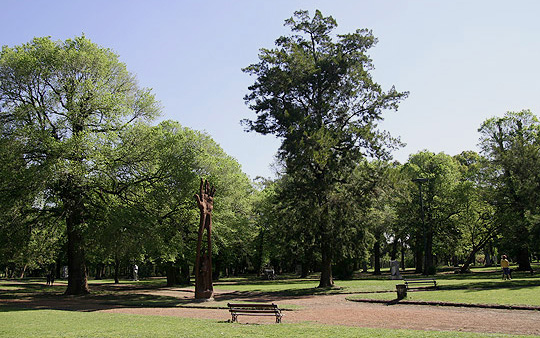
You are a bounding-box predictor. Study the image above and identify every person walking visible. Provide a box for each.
[501,255,511,280]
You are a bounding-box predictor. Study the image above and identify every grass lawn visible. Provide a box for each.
[345,267,540,307]
[0,309,532,338]
[347,280,540,307]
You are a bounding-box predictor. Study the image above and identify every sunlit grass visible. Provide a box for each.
[0,309,529,338]
[347,275,540,307]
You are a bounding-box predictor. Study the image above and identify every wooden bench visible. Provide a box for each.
[403,278,437,290]
[263,268,276,280]
[227,303,282,323]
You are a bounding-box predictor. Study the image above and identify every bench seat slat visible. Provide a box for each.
[230,309,279,313]
[227,303,282,323]
[403,278,437,290]
[228,303,277,308]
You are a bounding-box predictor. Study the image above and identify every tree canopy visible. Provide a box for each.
[0,36,159,294]
[243,9,408,286]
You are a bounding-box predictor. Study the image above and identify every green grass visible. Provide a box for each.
[345,269,540,307]
[348,282,540,307]
[0,309,532,338]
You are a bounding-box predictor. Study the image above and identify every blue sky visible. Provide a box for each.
[3,1,540,179]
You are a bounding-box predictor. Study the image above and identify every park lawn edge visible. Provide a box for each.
[0,308,533,338]
[346,296,540,311]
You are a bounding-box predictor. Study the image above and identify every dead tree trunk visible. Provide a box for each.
[194,179,215,300]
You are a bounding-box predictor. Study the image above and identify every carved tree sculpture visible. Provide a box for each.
[194,178,215,299]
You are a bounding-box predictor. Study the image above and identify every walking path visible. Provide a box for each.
[100,289,540,336]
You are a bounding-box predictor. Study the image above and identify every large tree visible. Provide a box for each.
[404,151,464,274]
[453,151,499,273]
[479,110,540,271]
[0,36,159,294]
[243,10,407,287]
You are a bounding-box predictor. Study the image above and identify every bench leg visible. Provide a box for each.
[231,314,238,323]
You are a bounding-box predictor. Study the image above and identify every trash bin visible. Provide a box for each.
[396,284,407,300]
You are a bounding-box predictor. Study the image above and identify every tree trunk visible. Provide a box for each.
[65,211,89,294]
[95,263,104,279]
[300,247,313,278]
[55,262,61,280]
[113,259,120,284]
[301,263,310,278]
[19,264,27,279]
[485,244,493,267]
[400,243,406,270]
[255,228,265,277]
[317,199,333,288]
[318,243,333,287]
[415,241,423,274]
[180,262,191,285]
[373,240,381,275]
[63,179,89,295]
[460,246,481,273]
[390,239,398,261]
[424,229,434,275]
[166,263,181,286]
[516,246,532,271]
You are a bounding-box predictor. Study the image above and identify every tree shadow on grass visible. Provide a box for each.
[439,278,540,291]
[0,278,335,314]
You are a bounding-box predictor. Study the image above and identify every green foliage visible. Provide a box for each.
[83,120,256,281]
[0,35,159,291]
[400,151,466,273]
[243,9,407,286]
[479,110,540,269]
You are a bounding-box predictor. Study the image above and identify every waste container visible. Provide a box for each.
[396,284,407,300]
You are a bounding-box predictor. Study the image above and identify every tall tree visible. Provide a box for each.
[453,151,499,273]
[405,151,463,274]
[479,110,540,271]
[243,10,407,287]
[0,36,159,294]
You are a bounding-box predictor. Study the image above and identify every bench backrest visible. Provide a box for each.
[228,303,278,310]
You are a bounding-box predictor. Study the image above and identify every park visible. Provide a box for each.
[1,4,540,338]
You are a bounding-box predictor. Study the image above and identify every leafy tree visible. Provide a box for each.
[242,10,407,287]
[94,121,255,284]
[453,151,499,272]
[0,36,159,294]
[364,161,405,275]
[479,110,540,270]
[404,151,463,274]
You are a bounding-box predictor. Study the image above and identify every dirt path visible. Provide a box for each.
[98,290,540,336]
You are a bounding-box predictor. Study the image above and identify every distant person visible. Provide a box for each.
[46,273,51,286]
[133,264,139,281]
[501,255,511,280]
[50,271,55,286]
